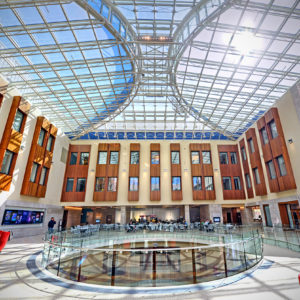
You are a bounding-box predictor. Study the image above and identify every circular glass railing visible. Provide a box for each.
[42,226,263,287]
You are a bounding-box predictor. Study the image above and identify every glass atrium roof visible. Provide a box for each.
[0,0,299,140]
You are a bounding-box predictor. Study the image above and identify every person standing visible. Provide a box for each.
[48,217,56,234]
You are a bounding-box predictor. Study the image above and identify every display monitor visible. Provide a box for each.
[1,209,44,225]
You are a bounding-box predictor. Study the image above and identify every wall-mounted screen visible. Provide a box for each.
[2,209,44,225]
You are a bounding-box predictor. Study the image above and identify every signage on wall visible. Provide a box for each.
[1,209,44,225]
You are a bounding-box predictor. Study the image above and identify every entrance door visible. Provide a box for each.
[263,205,272,227]
[227,212,232,223]
[106,215,112,224]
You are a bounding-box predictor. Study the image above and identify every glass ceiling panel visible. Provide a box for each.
[0,0,299,140]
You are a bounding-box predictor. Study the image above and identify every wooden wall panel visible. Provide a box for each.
[245,128,267,196]
[257,107,296,192]
[218,145,246,200]
[128,143,140,202]
[239,139,254,198]
[61,144,91,202]
[21,117,57,197]
[150,143,160,201]
[0,96,30,191]
[0,93,3,106]
[189,143,215,200]
[170,143,182,201]
[94,143,120,202]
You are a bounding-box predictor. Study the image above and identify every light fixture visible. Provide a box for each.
[288,138,293,144]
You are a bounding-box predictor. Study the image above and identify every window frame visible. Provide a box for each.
[12,109,24,132]
[107,177,118,192]
[253,167,261,184]
[130,151,139,164]
[46,135,54,152]
[276,155,287,176]
[151,151,160,164]
[249,138,255,153]
[129,177,139,192]
[95,177,105,192]
[98,151,108,164]
[66,178,74,192]
[219,152,229,164]
[39,167,48,186]
[0,150,14,175]
[70,152,78,165]
[233,176,241,190]
[79,152,89,165]
[222,176,232,190]
[38,128,46,147]
[151,176,160,191]
[267,160,276,179]
[171,151,180,164]
[202,151,211,164]
[109,151,119,164]
[30,162,39,183]
[172,176,181,191]
[230,152,237,164]
[192,176,202,191]
[204,176,214,191]
[76,178,86,192]
[261,127,269,145]
[269,120,278,139]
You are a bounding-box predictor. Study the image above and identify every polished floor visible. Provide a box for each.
[0,235,299,300]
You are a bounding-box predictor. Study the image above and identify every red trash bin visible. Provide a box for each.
[0,231,11,252]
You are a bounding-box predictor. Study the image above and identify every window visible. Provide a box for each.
[130,151,139,164]
[191,151,200,164]
[172,176,181,191]
[264,205,273,227]
[110,151,119,164]
[204,177,214,190]
[241,147,246,161]
[245,173,251,189]
[70,152,77,165]
[192,176,202,191]
[95,177,105,192]
[233,177,241,190]
[171,151,180,164]
[38,128,46,146]
[30,162,39,183]
[129,177,139,191]
[202,151,211,164]
[0,150,14,175]
[230,152,237,164]
[39,167,48,185]
[79,152,89,165]
[151,151,160,164]
[66,178,74,192]
[276,155,287,176]
[151,177,160,191]
[219,152,228,164]
[76,178,86,192]
[261,127,269,144]
[46,135,54,151]
[98,151,107,164]
[223,177,232,190]
[267,160,276,179]
[253,167,261,184]
[269,120,278,139]
[249,138,255,153]
[108,177,117,192]
[12,110,24,132]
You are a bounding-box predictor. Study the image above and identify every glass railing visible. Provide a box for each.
[42,228,262,287]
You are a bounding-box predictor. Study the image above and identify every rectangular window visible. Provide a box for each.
[12,110,24,132]
[0,150,14,175]
[98,151,107,164]
[151,151,160,164]
[230,152,237,164]
[46,135,54,151]
[267,160,276,179]
[191,151,200,164]
[276,155,287,176]
[70,152,77,165]
[233,177,241,190]
[245,173,251,189]
[79,152,89,165]
[223,177,232,190]
[204,176,214,190]
[171,151,180,164]
[219,152,228,164]
[129,177,139,191]
[66,178,74,192]
[202,151,211,164]
[241,147,247,161]
[110,151,119,164]
[261,127,269,144]
[264,205,273,227]
[95,177,105,192]
[30,162,39,183]
[39,167,48,185]
[249,138,255,153]
[192,176,202,191]
[151,177,160,191]
[38,128,46,146]
[130,151,139,164]
[253,167,261,184]
[76,178,86,192]
[108,177,117,192]
[172,176,181,191]
[269,120,278,139]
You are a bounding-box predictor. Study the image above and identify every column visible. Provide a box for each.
[184,205,190,223]
[120,206,126,225]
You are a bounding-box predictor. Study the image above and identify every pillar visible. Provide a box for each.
[184,205,190,223]
[120,206,126,225]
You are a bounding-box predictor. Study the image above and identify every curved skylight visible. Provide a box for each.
[0,0,299,140]
[0,0,135,137]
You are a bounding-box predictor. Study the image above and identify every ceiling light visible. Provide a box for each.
[233,31,259,56]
